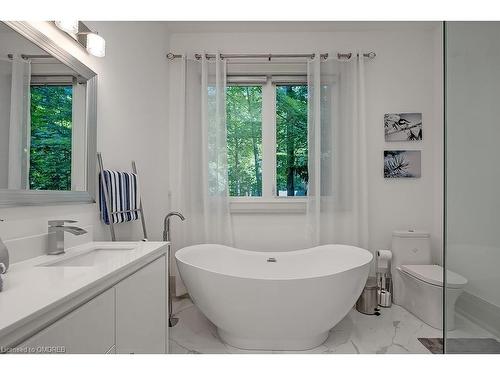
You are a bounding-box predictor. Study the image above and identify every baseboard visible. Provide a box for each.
[456,291,500,338]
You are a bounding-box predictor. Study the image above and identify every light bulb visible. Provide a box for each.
[55,20,79,35]
[86,33,106,57]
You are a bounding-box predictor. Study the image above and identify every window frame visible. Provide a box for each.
[227,75,308,213]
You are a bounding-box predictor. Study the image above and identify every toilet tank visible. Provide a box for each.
[391,230,431,269]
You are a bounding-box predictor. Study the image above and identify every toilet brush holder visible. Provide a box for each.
[376,249,393,308]
[376,273,393,307]
[0,263,5,292]
[378,289,392,308]
[0,236,9,273]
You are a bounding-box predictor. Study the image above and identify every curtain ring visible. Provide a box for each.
[337,52,352,60]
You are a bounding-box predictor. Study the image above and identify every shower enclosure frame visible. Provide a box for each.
[443,20,448,353]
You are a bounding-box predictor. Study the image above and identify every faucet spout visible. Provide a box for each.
[47,220,87,255]
[163,211,186,242]
[59,226,88,236]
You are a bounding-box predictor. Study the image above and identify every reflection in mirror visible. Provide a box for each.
[0,22,87,192]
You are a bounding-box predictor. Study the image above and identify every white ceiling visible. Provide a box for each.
[164,21,440,33]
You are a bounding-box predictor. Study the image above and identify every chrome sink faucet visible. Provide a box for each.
[48,220,88,255]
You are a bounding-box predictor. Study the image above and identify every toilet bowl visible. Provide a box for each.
[390,230,468,331]
[397,264,467,330]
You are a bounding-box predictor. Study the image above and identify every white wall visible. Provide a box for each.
[86,21,170,242]
[0,22,444,270]
[0,22,171,260]
[168,24,444,263]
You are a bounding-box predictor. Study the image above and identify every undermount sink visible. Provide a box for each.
[39,247,136,267]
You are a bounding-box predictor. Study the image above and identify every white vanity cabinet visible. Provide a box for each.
[115,256,167,354]
[14,254,167,354]
[19,288,115,354]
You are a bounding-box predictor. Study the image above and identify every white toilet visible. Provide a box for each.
[391,230,467,330]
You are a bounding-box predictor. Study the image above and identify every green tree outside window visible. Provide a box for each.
[29,85,73,191]
[226,85,262,197]
[276,85,308,196]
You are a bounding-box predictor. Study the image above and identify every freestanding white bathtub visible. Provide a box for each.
[175,244,372,351]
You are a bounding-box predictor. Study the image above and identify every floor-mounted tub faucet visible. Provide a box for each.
[47,220,88,255]
[163,211,186,242]
[163,211,186,327]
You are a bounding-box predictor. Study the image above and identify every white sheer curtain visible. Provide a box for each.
[306,52,369,249]
[8,56,31,189]
[170,53,233,295]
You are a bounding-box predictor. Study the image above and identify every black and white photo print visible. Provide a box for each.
[384,113,422,141]
[384,150,421,178]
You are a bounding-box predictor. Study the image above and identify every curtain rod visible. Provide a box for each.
[7,53,54,60]
[166,52,376,61]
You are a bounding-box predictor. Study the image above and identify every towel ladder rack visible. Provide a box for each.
[97,152,148,241]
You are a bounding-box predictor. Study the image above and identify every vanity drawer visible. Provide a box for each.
[17,288,115,354]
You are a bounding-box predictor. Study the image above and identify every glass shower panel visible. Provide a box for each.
[445,21,500,353]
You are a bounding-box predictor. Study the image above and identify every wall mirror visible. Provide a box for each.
[0,21,97,207]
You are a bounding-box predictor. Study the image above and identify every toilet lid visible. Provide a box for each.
[400,264,467,288]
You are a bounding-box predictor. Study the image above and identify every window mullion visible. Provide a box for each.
[261,80,275,199]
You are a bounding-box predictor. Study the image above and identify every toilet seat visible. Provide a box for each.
[399,264,467,289]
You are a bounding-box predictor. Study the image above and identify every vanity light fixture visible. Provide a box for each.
[54,21,106,58]
[55,20,79,35]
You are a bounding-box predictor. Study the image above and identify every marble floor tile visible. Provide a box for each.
[172,295,194,315]
[168,298,498,354]
[168,339,191,354]
[169,300,229,354]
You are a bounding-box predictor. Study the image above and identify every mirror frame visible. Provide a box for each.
[0,21,97,207]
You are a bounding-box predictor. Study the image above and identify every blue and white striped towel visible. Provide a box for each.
[99,170,141,225]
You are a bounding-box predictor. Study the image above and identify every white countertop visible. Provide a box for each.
[0,241,168,346]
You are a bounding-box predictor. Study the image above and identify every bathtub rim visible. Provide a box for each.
[175,243,373,282]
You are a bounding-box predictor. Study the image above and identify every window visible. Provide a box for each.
[226,78,308,200]
[226,85,263,196]
[29,85,73,190]
[275,84,308,196]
